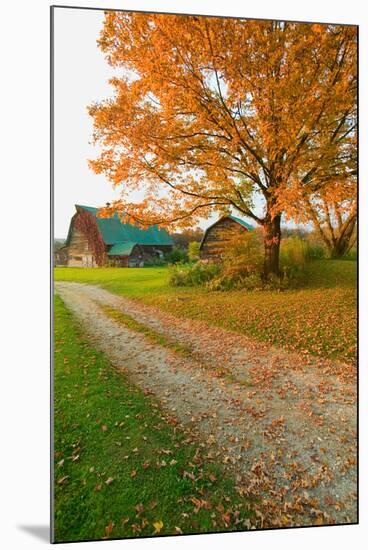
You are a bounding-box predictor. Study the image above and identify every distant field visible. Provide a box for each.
[55,260,357,364]
[55,266,170,297]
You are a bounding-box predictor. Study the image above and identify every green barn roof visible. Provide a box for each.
[199,215,253,250]
[74,205,174,247]
[227,215,253,231]
[107,241,139,256]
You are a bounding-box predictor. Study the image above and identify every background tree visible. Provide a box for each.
[304,180,357,258]
[89,14,357,277]
[170,227,203,249]
[188,241,201,262]
[286,123,357,258]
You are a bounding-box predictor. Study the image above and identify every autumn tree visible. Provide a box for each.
[89,13,357,277]
[286,115,357,257]
[170,227,203,249]
[304,180,357,258]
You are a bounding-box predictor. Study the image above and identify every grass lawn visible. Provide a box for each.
[53,295,253,542]
[55,259,357,364]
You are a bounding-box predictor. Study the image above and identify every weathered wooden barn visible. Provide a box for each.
[199,215,253,261]
[65,205,173,267]
[53,245,68,266]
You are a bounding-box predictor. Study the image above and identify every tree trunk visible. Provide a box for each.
[263,214,281,278]
[330,215,357,258]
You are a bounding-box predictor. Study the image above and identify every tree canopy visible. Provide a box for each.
[89,13,357,274]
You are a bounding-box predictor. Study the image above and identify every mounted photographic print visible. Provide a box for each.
[51,5,358,543]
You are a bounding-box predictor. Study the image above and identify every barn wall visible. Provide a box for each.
[54,247,68,266]
[67,225,96,267]
[128,244,144,267]
[108,256,129,267]
[200,218,248,261]
[108,245,144,267]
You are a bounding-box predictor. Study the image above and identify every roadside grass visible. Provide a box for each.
[53,295,253,542]
[54,266,169,298]
[100,304,193,358]
[100,304,236,381]
[54,259,357,364]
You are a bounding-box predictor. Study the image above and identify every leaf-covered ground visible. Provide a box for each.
[55,282,357,531]
[54,260,357,364]
[53,295,254,543]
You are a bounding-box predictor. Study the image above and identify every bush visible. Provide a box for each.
[165,247,188,264]
[144,256,167,267]
[280,236,307,267]
[169,233,311,292]
[279,236,334,285]
[222,229,263,273]
[206,230,264,290]
[341,247,357,261]
[188,241,201,262]
[168,261,220,287]
[305,243,326,260]
[207,270,263,291]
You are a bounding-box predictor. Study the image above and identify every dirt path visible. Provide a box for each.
[55,281,357,528]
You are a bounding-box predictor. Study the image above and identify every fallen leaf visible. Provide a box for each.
[153,520,164,534]
[57,475,69,485]
[104,521,114,538]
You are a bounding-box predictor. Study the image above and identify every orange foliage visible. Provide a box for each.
[88,14,357,272]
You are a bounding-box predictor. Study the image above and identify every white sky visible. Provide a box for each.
[54,8,123,238]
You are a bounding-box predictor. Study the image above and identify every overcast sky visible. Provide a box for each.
[53,7,123,238]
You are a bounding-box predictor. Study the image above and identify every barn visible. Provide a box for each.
[199,215,253,261]
[65,204,174,267]
[53,245,68,266]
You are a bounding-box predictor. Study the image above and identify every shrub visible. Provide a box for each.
[168,265,190,286]
[144,256,167,267]
[205,231,264,291]
[279,236,334,286]
[165,247,188,264]
[188,241,201,262]
[168,261,220,287]
[280,236,307,267]
[341,247,357,261]
[169,233,310,291]
[305,243,326,260]
[207,270,263,291]
[222,230,263,272]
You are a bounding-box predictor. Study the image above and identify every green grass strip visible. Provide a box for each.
[99,304,244,383]
[100,304,193,358]
[53,295,253,542]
